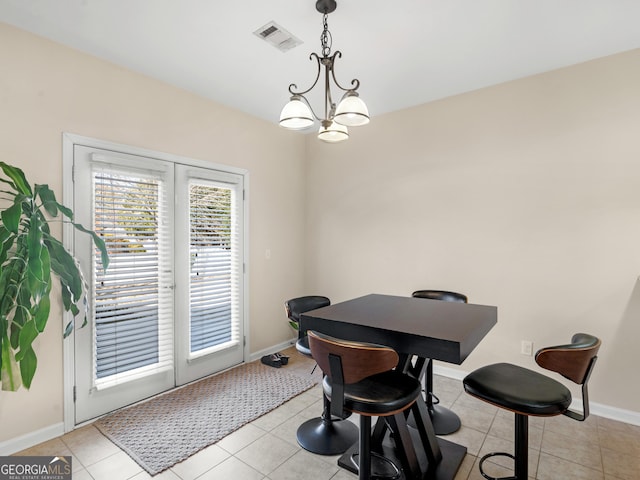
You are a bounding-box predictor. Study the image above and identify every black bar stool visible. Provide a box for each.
[463,333,601,480]
[285,296,358,455]
[308,330,432,480]
[411,289,468,435]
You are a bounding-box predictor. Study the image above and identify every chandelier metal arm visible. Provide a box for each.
[287,50,361,123]
[328,51,361,99]
[288,53,323,98]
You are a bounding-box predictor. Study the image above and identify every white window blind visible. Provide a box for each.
[91,160,173,389]
[188,179,241,358]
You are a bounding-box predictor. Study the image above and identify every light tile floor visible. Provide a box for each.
[15,348,640,480]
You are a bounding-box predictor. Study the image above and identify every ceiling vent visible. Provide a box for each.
[253,21,303,52]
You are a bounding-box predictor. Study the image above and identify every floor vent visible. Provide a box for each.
[253,21,303,52]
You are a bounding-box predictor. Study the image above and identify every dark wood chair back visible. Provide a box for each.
[307,330,398,384]
[535,333,601,385]
[535,332,601,421]
[285,296,330,323]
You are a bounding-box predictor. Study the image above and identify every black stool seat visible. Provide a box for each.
[464,363,571,416]
[323,370,422,416]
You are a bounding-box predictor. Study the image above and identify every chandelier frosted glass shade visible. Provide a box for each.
[279,96,314,130]
[317,121,349,143]
[334,92,370,127]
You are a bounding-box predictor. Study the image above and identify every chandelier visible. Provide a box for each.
[279,0,369,143]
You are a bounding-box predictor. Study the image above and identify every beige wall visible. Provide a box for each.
[0,22,306,443]
[305,49,640,414]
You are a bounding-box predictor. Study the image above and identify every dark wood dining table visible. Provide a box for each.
[300,293,498,480]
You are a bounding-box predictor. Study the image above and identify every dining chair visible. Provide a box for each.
[284,296,358,455]
[308,330,432,480]
[463,333,601,480]
[411,289,468,435]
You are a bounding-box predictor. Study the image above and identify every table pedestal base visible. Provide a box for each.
[407,405,462,436]
[337,434,466,480]
[430,405,462,436]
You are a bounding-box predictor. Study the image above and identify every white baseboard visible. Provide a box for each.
[433,364,640,427]
[586,401,640,426]
[434,364,467,382]
[248,337,297,363]
[0,422,65,456]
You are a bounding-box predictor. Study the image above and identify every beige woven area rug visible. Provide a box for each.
[95,357,316,475]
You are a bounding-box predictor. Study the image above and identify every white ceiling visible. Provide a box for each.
[2,0,640,126]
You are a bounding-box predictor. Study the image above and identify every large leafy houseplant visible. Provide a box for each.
[0,162,108,391]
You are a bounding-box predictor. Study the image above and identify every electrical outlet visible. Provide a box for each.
[521,340,533,356]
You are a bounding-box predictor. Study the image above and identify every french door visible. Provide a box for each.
[72,144,245,423]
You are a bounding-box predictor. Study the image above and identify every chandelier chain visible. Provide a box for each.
[320,14,332,57]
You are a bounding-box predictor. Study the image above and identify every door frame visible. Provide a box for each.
[62,133,250,431]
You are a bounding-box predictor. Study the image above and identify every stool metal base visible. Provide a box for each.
[349,452,401,480]
[296,417,359,455]
[479,452,516,480]
[476,413,528,480]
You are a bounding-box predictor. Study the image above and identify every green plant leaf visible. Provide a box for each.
[16,319,38,362]
[48,255,73,289]
[10,305,31,349]
[46,239,83,300]
[0,179,18,191]
[72,222,109,270]
[40,239,51,290]
[1,202,23,234]
[34,184,59,217]
[63,319,74,339]
[59,281,72,311]
[0,225,11,244]
[0,265,24,314]
[0,314,5,372]
[0,162,33,196]
[35,210,51,236]
[34,295,50,333]
[27,214,47,301]
[56,203,73,220]
[69,300,80,317]
[19,345,37,390]
[0,227,14,267]
[1,331,22,391]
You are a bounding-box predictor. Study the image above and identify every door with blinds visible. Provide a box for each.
[73,145,245,423]
[173,165,244,385]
